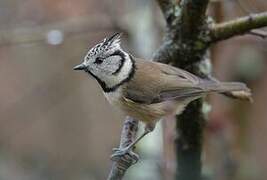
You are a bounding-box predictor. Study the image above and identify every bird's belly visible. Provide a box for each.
[122,102,165,123]
[120,99,187,123]
[104,90,164,122]
[104,90,188,123]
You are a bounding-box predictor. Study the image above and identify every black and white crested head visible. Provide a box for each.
[74,33,135,92]
[87,33,121,58]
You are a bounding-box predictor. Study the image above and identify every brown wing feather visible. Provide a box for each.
[122,58,205,104]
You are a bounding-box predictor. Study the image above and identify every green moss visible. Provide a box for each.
[194,41,206,50]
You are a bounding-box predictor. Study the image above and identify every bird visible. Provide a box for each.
[73,32,251,157]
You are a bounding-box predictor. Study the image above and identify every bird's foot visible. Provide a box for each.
[110,147,139,168]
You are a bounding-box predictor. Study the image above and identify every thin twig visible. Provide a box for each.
[249,29,267,38]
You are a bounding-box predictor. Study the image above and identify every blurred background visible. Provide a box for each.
[0,0,266,179]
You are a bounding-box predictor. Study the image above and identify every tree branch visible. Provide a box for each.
[210,12,267,42]
[156,0,180,26]
[179,0,210,38]
[175,100,205,180]
[107,117,139,180]
[154,0,211,65]
[154,1,211,180]
[249,29,267,39]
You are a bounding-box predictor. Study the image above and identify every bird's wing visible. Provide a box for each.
[122,59,206,104]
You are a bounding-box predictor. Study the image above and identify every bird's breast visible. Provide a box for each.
[103,87,123,106]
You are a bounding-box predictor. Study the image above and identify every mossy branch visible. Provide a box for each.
[210,12,267,42]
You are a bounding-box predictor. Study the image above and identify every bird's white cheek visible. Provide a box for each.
[89,66,102,77]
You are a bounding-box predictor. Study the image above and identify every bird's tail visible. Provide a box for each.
[200,81,253,102]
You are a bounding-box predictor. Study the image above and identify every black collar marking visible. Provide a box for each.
[111,50,126,75]
[85,54,135,93]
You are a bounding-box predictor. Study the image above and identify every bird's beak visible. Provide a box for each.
[73,63,86,71]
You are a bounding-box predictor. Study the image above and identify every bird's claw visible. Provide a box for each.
[110,147,139,165]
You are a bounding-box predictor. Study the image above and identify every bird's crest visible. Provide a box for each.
[86,33,122,58]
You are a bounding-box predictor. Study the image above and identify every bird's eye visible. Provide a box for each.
[94,57,104,64]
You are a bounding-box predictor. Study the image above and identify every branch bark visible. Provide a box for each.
[210,12,267,42]
[180,0,209,38]
[156,0,180,26]
[154,1,211,180]
[107,117,139,180]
